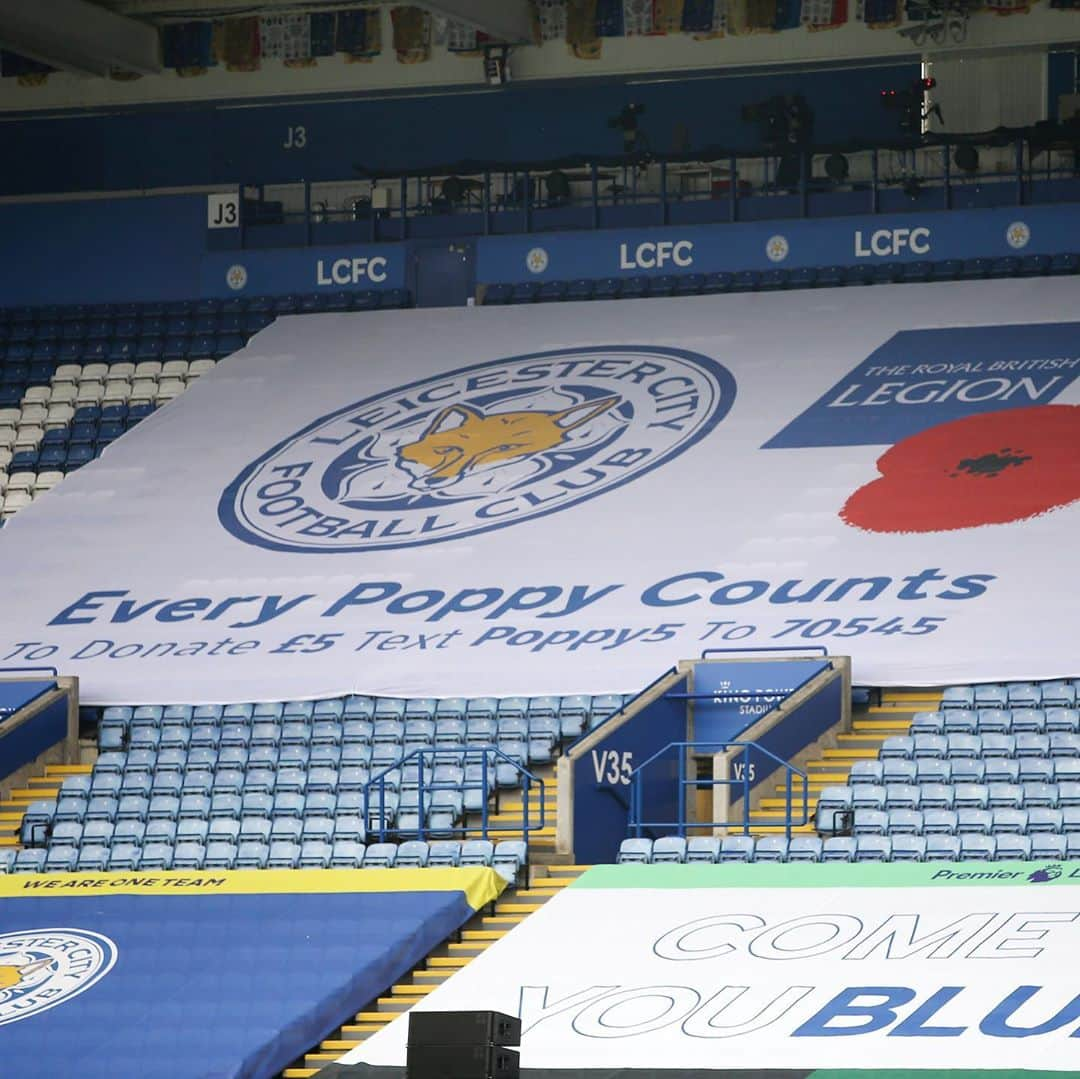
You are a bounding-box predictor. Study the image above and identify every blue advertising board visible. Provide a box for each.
[200,242,406,299]
[476,203,1080,284]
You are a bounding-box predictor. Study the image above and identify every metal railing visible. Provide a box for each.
[362,744,545,843]
[627,739,809,841]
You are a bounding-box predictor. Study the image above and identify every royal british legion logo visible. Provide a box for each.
[220,346,734,552]
[0,928,117,1026]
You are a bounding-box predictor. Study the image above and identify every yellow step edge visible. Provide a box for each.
[821,749,878,759]
[302,1053,340,1062]
[460,930,507,942]
[45,764,93,774]
[447,942,488,952]
[341,1024,386,1034]
[0,812,25,822]
[283,1070,319,1078]
[321,1039,372,1051]
[355,1012,396,1023]
[391,984,437,996]
[427,956,470,968]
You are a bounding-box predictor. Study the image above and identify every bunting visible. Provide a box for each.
[337,8,382,62]
[801,0,848,28]
[654,0,687,32]
[220,17,261,71]
[259,14,312,62]
[535,0,569,40]
[857,0,901,27]
[623,0,658,34]
[391,6,432,63]
[310,13,337,56]
[566,0,603,57]
[596,0,626,34]
[161,21,213,75]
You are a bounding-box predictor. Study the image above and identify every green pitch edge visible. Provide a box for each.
[810,1072,1069,1079]
[572,861,1080,889]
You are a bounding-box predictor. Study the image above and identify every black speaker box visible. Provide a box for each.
[408,1010,521,1047]
[405,1043,519,1079]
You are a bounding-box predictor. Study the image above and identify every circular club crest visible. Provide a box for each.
[0,929,117,1027]
[1005,221,1030,250]
[525,247,549,274]
[220,346,736,553]
[226,264,249,291]
[765,235,789,263]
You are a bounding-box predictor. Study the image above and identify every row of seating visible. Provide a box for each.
[879,732,1080,759]
[4,837,525,877]
[849,758,1080,784]
[617,833,1075,864]
[909,709,1080,734]
[825,806,1080,836]
[941,681,1078,709]
[482,255,1080,305]
[0,290,412,327]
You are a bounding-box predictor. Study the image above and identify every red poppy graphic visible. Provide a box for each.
[841,404,1080,533]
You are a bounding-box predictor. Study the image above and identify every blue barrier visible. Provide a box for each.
[628,739,810,840]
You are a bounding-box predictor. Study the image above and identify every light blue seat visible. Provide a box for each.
[172,841,206,869]
[497,697,528,720]
[307,767,338,795]
[910,712,944,735]
[1050,732,1080,758]
[283,700,315,720]
[922,809,958,835]
[104,843,139,871]
[363,842,398,868]
[313,699,345,720]
[1019,759,1053,784]
[1054,758,1080,782]
[150,773,182,799]
[374,698,406,722]
[128,727,161,751]
[235,841,270,869]
[162,705,193,727]
[81,820,115,847]
[886,809,922,835]
[155,748,188,774]
[396,840,430,868]
[753,836,788,862]
[341,745,372,769]
[994,834,1032,861]
[131,705,164,728]
[953,783,989,809]
[987,783,1023,809]
[889,835,926,861]
[181,772,213,798]
[299,839,332,868]
[719,836,755,862]
[816,786,853,833]
[911,735,945,759]
[917,784,953,809]
[959,834,996,861]
[985,758,1021,784]
[1008,683,1042,708]
[204,841,238,869]
[822,837,856,862]
[426,840,460,867]
[147,795,179,821]
[851,785,886,812]
[330,840,365,868]
[117,819,150,845]
[93,773,124,797]
[924,835,960,861]
[219,725,251,750]
[177,817,209,844]
[76,847,108,872]
[239,817,271,844]
[312,721,344,747]
[956,809,992,835]
[208,818,241,844]
[590,694,623,726]
[1040,683,1076,709]
[527,696,559,719]
[973,684,1007,709]
[951,759,987,784]
[250,702,282,722]
[885,784,920,810]
[460,840,494,867]
[854,836,891,862]
[303,791,335,818]
[943,710,977,735]
[853,809,888,835]
[160,728,190,752]
[176,794,210,821]
[241,791,275,819]
[53,797,86,826]
[13,849,47,874]
[1047,708,1080,733]
[249,723,281,750]
[651,836,687,863]
[49,821,83,848]
[139,842,174,870]
[493,840,528,883]
[95,751,126,776]
[947,733,981,759]
[1057,783,1080,807]
[125,748,157,775]
[433,719,466,749]
[223,704,254,722]
[190,726,221,750]
[1015,733,1050,758]
[337,766,371,793]
[979,734,1015,758]
[786,837,822,862]
[849,761,883,785]
[941,686,975,709]
[976,709,1011,735]
[684,837,720,863]
[193,704,223,723]
[991,808,1028,834]
[343,696,375,720]
[1032,833,1067,860]
[300,818,333,844]
[1010,709,1046,733]
[44,847,77,873]
[1068,833,1080,860]
[333,815,366,844]
[116,795,149,823]
[882,759,916,785]
[267,840,300,868]
[559,695,590,738]
[1027,808,1064,833]
[433,698,466,722]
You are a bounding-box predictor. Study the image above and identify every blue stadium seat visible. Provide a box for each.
[618,841,648,867]
[753,836,788,862]
[718,836,755,862]
[786,837,822,862]
[889,835,926,861]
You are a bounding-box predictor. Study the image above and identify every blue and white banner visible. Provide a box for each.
[1,278,1079,703]
[200,242,405,298]
[477,204,1080,284]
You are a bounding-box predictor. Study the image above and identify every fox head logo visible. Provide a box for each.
[0,959,52,993]
[396,396,620,491]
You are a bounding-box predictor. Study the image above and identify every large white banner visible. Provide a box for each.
[2,279,1079,703]
[343,863,1080,1071]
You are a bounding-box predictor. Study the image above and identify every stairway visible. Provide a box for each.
[281,863,589,1078]
[465,762,557,858]
[0,762,92,851]
[750,688,940,834]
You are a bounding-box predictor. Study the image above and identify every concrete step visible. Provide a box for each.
[821,748,879,760]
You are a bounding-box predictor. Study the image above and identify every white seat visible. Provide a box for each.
[110,362,136,380]
[0,449,11,471]
[22,385,51,405]
[129,378,158,403]
[48,383,77,406]
[14,426,43,450]
[45,404,74,428]
[1,490,32,516]
[80,362,109,384]
[19,404,47,425]
[188,359,216,378]
[75,384,104,404]
[134,361,162,379]
[7,472,36,495]
[161,360,189,379]
[0,408,20,426]
[0,426,14,449]
[103,379,131,403]
[0,472,7,494]
[156,378,186,402]
[34,471,64,493]
[53,365,82,385]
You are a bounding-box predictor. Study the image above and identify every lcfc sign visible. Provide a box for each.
[221,346,734,552]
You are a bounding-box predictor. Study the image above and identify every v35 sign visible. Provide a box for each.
[591,749,634,786]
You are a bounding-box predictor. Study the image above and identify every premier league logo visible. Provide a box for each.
[0,929,117,1026]
[220,346,735,553]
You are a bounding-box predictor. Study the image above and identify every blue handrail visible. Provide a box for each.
[627,739,809,841]
[362,744,545,843]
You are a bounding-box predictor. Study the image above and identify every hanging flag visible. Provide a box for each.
[161,21,213,73]
[391,6,432,63]
[433,15,479,51]
[623,0,658,34]
[774,0,803,28]
[536,0,569,40]
[567,0,603,57]
[260,14,312,62]
[802,0,848,28]
[338,8,382,62]
[310,13,337,55]
[221,16,261,71]
[730,0,779,32]
[654,0,686,32]
[596,0,625,33]
[681,0,715,28]
[857,0,900,26]
[985,0,1031,12]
